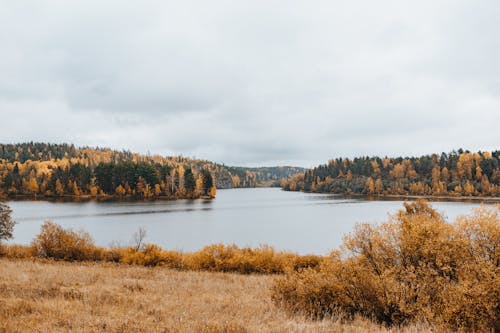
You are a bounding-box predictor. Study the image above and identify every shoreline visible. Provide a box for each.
[2,194,215,203]
[283,189,500,203]
[337,193,500,203]
[3,187,500,203]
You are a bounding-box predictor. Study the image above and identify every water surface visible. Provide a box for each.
[8,188,491,254]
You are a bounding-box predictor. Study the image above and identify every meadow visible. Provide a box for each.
[0,258,436,333]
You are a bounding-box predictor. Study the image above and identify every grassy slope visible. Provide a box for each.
[0,259,433,333]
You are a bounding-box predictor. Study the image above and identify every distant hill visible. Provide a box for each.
[281,149,499,197]
[222,166,307,188]
[0,143,304,200]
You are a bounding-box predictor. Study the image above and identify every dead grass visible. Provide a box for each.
[0,258,435,333]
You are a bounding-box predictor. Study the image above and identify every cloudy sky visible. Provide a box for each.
[0,1,498,167]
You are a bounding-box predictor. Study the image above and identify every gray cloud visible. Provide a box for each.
[0,1,499,167]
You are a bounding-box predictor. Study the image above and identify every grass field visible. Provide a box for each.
[0,258,434,333]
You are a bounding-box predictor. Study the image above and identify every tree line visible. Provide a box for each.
[0,143,215,199]
[0,143,305,196]
[282,149,499,197]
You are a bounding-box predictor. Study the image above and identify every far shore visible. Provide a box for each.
[336,192,500,203]
[3,187,500,203]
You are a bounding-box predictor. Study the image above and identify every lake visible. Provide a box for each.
[6,188,493,255]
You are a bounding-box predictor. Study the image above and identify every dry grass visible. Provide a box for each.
[0,258,434,333]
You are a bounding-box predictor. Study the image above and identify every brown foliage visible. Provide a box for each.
[31,221,100,261]
[272,200,499,331]
[5,222,323,275]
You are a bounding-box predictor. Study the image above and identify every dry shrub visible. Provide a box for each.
[272,200,499,332]
[31,221,98,261]
[117,243,322,273]
[119,244,185,268]
[1,244,33,258]
[186,244,287,274]
[10,221,323,274]
[287,254,324,272]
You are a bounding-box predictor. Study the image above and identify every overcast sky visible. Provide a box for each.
[0,1,498,167]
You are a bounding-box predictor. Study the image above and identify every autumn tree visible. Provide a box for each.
[195,174,204,196]
[26,172,39,196]
[115,184,126,197]
[364,177,375,194]
[55,179,65,196]
[374,178,383,194]
[0,202,15,243]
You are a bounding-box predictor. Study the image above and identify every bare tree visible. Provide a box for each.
[133,226,147,251]
[0,202,16,243]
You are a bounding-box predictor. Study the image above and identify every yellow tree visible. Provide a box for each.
[432,166,441,184]
[475,166,482,180]
[375,178,383,194]
[441,167,450,182]
[72,181,81,196]
[143,184,153,199]
[457,153,473,180]
[28,176,39,195]
[480,175,491,195]
[382,157,391,169]
[463,181,475,196]
[55,179,65,196]
[195,174,204,196]
[209,186,217,198]
[115,184,126,197]
[391,163,405,179]
[365,177,375,195]
[177,166,185,194]
[232,175,241,187]
[88,177,98,196]
[154,184,161,197]
[370,160,381,176]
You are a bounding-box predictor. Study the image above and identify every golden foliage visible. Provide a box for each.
[31,221,99,261]
[272,201,499,331]
[4,222,324,275]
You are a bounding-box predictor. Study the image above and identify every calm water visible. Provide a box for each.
[7,188,492,255]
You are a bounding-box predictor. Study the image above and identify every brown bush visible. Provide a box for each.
[1,244,33,258]
[272,200,499,331]
[31,221,98,261]
[186,244,292,274]
[8,221,322,274]
[119,244,185,268]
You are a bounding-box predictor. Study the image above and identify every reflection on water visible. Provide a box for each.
[8,188,493,254]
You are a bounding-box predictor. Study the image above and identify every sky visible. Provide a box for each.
[0,1,499,167]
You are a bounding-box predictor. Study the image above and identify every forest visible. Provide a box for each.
[282,149,499,197]
[0,143,217,200]
[0,143,302,200]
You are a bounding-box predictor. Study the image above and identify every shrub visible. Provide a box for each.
[119,244,185,268]
[272,200,500,331]
[186,244,291,274]
[287,254,324,272]
[31,221,97,261]
[1,244,33,258]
